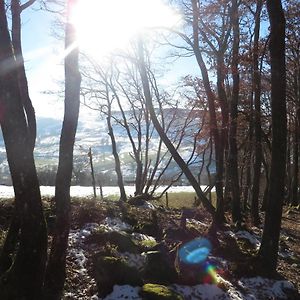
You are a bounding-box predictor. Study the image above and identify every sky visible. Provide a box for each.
[19,0,200,122]
[21,3,65,119]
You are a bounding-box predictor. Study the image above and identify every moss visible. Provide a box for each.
[94,256,142,297]
[139,239,158,249]
[108,231,140,253]
[140,283,183,300]
[143,251,178,284]
[88,229,140,253]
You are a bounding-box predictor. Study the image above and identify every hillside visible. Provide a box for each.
[0,111,215,186]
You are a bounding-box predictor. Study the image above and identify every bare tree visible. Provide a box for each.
[0,1,47,298]
[251,0,263,226]
[258,0,287,272]
[228,0,241,223]
[44,0,81,298]
[137,37,215,216]
[0,0,38,276]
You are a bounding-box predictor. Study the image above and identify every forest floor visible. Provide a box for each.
[0,196,300,299]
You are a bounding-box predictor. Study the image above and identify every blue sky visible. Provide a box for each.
[21,3,65,119]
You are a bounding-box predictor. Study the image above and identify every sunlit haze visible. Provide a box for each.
[71,0,181,59]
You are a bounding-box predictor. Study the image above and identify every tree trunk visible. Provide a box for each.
[0,2,47,298]
[291,68,300,206]
[228,0,241,224]
[44,0,81,298]
[251,0,263,226]
[258,0,286,272]
[88,147,97,198]
[291,112,299,206]
[107,117,127,201]
[137,37,216,217]
[216,52,229,203]
[11,0,36,149]
[0,0,38,277]
[191,0,224,222]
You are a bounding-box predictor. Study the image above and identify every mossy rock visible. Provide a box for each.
[143,251,178,284]
[140,284,183,300]
[90,230,140,253]
[107,231,140,253]
[136,222,159,237]
[139,239,158,250]
[94,256,142,297]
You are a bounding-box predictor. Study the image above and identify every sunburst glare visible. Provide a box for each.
[70,0,181,59]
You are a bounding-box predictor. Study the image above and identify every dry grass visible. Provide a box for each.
[158,191,217,209]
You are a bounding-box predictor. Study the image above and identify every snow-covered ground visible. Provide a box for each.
[64,217,297,300]
[0,185,204,199]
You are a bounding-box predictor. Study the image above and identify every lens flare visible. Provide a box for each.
[179,238,212,264]
[203,263,219,284]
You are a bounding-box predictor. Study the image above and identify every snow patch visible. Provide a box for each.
[99,217,132,232]
[65,223,99,298]
[172,283,230,300]
[131,232,156,243]
[225,230,261,249]
[117,252,146,271]
[238,276,296,299]
[142,201,156,210]
[187,218,209,228]
[102,285,141,300]
[0,184,202,199]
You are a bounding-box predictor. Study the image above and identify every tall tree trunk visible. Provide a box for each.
[0,2,47,298]
[107,116,127,201]
[0,0,38,276]
[88,147,97,198]
[258,0,286,272]
[291,67,300,206]
[11,0,37,149]
[191,0,224,222]
[228,0,241,224]
[291,110,299,206]
[251,0,263,226]
[216,52,229,208]
[137,37,216,217]
[44,0,81,298]
[243,93,254,211]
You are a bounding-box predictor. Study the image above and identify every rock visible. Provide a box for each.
[143,250,178,284]
[140,283,183,300]
[107,231,140,253]
[128,196,146,206]
[89,230,140,253]
[94,256,142,297]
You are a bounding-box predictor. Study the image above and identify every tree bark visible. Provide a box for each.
[44,0,81,298]
[291,69,300,206]
[107,116,127,201]
[0,0,38,276]
[251,0,263,226]
[88,147,97,198]
[228,0,241,224]
[0,2,47,298]
[258,0,286,272]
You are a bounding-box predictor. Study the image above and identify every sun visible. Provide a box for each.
[70,0,181,60]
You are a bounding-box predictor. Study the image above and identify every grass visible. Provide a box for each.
[68,190,217,209]
[0,190,216,211]
[156,191,217,209]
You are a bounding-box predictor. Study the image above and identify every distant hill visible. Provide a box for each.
[0,110,215,185]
